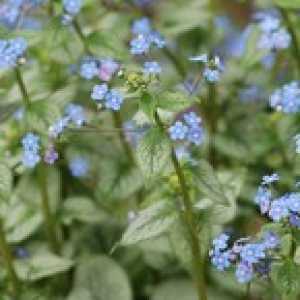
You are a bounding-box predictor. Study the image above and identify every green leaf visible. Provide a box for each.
[294,246,300,265]
[156,92,191,112]
[140,92,157,121]
[61,197,108,225]
[15,252,73,281]
[273,0,300,8]
[194,160,230,206]
[271,260,300,297]
[69,256,132,300]
[137,127,171,179]
[120,201,177,246]
[0,163,12,202]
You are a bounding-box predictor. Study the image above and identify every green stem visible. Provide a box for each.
[0,218,20,297]
[112,111,135,164]
[279,8,300,75]
[38,165,61,254]
[162,47,186,79]
[154,111,207,300]
[72,19,92,55]
[15,67,30,107]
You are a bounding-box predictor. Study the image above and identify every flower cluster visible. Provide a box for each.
[256,13,291,51]
[49,103,86,138]
[130,17,165,55]
[69,155,89,177]
[91,84,124,111]
[0,0,44,29]
[79,57,119,81]
[168,112,205,146]
[254,174,300,227]
[0,37,27,70]
[189,54,223,83]
[270,81,300,113]
[21,132,41,168]
[210,231,280,283]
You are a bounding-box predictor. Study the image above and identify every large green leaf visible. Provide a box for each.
[120,201,177,246]
[137,127,171,179]
[156,91,191,112]
[69,256,132,300]
[271,260,300,297]
[15,252,73,281]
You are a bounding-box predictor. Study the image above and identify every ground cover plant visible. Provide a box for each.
[1,0,300,299]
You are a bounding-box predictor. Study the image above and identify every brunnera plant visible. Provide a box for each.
[1,0,300,300]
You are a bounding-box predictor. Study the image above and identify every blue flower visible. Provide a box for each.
[22,151,40,168]
[69,156,89,177]
[183,112,202,128]
[269,196,289,221]
[235,262,253,283]
[187,126,205,146]
[44,145,59,165]
[91,84,108,101]
[211,251,232,271]
[203,68,220,83]
[254,186,271,214]
[287,193,300,213]
[22,133,40,152]
[63,0,82,16]
[79,59,99,80]
[289,213,300,228]
[168,121,189,141]
[240,243,265,264]
[49,117,70,138]
[65,103,86,126]
[262,173,279,185]
[143,61,161,75]
[104,89,124,111]
[212,233,230,252]
[262,231,280,249]
[132,17,152,36]
[0,37,27,70]
[270,81,300,113]
[130,35,150,55]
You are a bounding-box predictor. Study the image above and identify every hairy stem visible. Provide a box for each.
[154,111,207,300]
[72,18,92,55]
[15,67,30,107]
[279,8,300,75]
[0,218,20,297]
[38,165,61,254]
[112,111,135,164]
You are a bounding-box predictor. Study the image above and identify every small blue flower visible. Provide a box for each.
[91,84,108,101]
[287,193,300,213]
[262,231,280,249]
[211,251,232,271]
[212,233,230,252]
[262,173,279,185]
[240,243,265,264]
[235,262,253,283]
[143,61,161,75]
[186,126,205,146]
[79,60,98,80]
[49,117,70,138]
[44,145,59,165]
[69,156,89,177]
[269,196,289,221]
[148,31,165,48]
[130,35,150,55]
[168,121,189,141]
[104,89,124,111]
[132,17,152,36]
[203,68,220,83]
[22,150,40,168]
[254,186,271,214]
[183,112,201,128]
[65,103,86,126]
[63,0,82,15]
[22,133,40,152]
[289,213,300,228]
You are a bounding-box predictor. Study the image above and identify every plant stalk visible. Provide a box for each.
[15,67,30,108]
[0,218,20,298]
[112,111,135,164]
[279,8,300,75]
[38,165,61,255]
[154,111,207,300]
